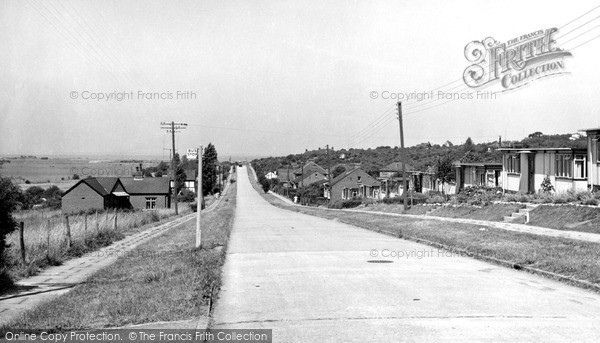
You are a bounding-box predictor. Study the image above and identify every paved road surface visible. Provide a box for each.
[211,166,600,342]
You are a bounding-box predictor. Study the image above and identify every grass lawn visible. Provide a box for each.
[247,170,600,291]
[2,182,237,331]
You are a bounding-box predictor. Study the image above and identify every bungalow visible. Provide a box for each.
[378,162,413,197]
[329,167,381,203]
[292,170,329,188]
[454,162,502,192]
[265,171,278,180]
[583,127,600,190]
[62,176,171,213]
[120,177,171,209]
[62,177,128,213]
[498,148,588,193]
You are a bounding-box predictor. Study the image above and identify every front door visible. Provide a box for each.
[528,155,535,193]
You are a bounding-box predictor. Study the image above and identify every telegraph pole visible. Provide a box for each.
[326,145,332,203]
[397,102,408,211]
[160,121,187,215]
[196,146,202,248]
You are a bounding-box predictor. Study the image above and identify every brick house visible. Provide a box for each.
[62,177,128,213]
[62,176,171,213]
[329,168,381,203]
[119,177,171,210]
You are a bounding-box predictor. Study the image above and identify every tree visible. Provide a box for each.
[435,154,454,194]
[72,174,80,180]
[22,186,45,209]
[464,137,474,151]
[460,151,484,163]
[42,185,62,209]
[528,131,543,138]
[0,177,21,272]
[332,165,346,178]
[202,143,218,196]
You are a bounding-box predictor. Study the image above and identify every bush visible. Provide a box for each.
[0,177,21,271]
[455,186,502,206]
[179,189,196,202]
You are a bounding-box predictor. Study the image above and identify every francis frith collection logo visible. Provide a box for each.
[463,28,572,90]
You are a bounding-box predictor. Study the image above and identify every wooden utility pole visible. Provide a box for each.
[397,101,408,211]
[160,121,188,215]
[196,146,203,248]
[300,161,304,205]
[326,145,332,203]
[19,222,25,264]
[171,121,178,215]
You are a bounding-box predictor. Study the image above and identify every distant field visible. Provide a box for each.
[0,157,160,189]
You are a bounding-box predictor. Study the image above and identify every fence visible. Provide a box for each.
[8,208,181,269]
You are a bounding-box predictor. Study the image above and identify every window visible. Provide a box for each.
[597,141,600,163]
[506,155,520,173]
[574,154,586,179]
[357,176,362,183]
[145,197,157,209]
[555,154,572,178]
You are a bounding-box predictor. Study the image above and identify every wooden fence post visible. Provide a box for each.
[113,209,118,230]
[95,211,99,232]
[84,213,88,237]
[65,214,72,248]
[46,219,51,260]
[19,222,25,265]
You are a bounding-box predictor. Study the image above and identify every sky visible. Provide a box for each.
[1,0,600,158]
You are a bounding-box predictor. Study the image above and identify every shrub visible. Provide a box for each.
[456,186,502,206]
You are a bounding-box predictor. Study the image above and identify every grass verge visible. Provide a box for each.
[247,168,600,292]
[1,183,236,331]
[3,206,194,287]
[528,205,600,234]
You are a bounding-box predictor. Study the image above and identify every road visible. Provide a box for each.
[211,166,600,342]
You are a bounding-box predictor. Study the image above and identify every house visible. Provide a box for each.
[292,170,329,188]
[120,177,171,209]
[169,169,197,194]
[294,161,328,178]
[454,162,502,192]
[62,176,172,213]
[265,171,278,180]
[498,148,588,193]
[62,177,128,213]
[583,127,600,190]
[378,162,413,197]
[328,168,381,203]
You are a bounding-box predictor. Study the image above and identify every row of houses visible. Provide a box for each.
[266,128,600,203]
[458,128,600,193]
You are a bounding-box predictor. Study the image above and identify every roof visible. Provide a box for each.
[119,177,171,194]
[292,170,327,183]
[497,147,585,152]
[276,168,293,182]
[580,127,600,132]
[296,161,328,175]
[453,162,502,167]
[63,177,119,197]
[380,162,414,172]
[330,167,379,187]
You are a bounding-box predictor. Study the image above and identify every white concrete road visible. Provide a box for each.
[211,166,600,342]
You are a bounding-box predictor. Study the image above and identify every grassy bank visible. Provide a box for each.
[248,170,600,291]
[2,182,236,331]
[528,205,600,234]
